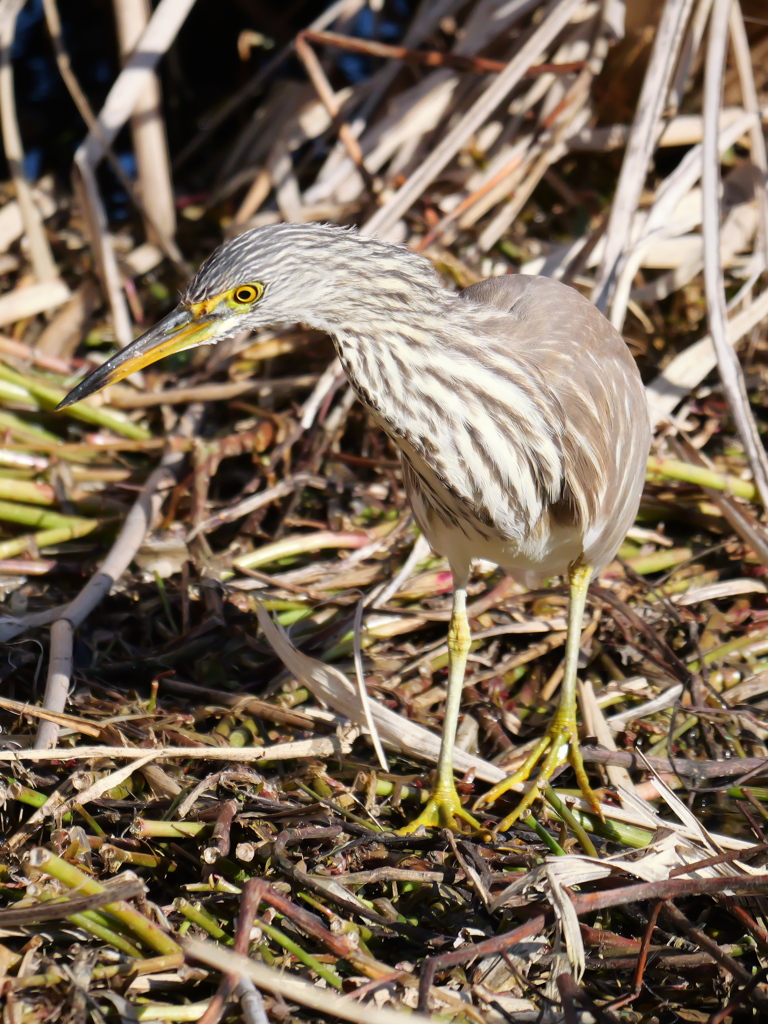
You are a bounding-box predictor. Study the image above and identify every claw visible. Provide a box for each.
[398,782,481,834]
[474,708,602,831]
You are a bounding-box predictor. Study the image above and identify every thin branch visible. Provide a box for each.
[34,408,202,748]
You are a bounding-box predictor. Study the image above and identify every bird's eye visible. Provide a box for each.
[232,284,263,304]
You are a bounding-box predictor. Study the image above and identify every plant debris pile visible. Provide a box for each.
[0,0,767,1021]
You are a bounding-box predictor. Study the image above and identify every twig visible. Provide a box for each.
[578,745,768,783]
[0,738,354,763]
[34,408,202,748]
[304,28,585,76]
[104,374,318,408]
[352,593,388,771]
[295,32,375,193]
[190,472,328,538]
[183,936,435,1024]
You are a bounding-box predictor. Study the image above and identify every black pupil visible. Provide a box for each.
[236,288,252,302]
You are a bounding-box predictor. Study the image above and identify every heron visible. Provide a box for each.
[59,223,651,833]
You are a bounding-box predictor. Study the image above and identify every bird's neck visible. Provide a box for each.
[318,291,462,427]
[314,288,565,532]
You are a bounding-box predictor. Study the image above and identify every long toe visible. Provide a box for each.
[398,784,481,834]
[473,714,591,831]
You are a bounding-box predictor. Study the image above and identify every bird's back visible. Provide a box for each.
[401,274,650,581]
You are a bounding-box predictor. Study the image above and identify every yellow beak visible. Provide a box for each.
[57,307,219,410]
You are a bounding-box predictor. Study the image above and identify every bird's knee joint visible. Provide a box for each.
[568,559,593,589]
[448,622,471,655]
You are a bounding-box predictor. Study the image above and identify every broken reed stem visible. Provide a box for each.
[647,455,759,502]
[0,519,98,560]
[0,362,149,439]
[27,849,181,956]
[0,477,56,506]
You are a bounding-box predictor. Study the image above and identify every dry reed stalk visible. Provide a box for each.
[362,0,584,238]
[0,0,59,283]
[112,0,177,246]
[591,0,696,313]
[73,0,197,345]
[700,0,768,508]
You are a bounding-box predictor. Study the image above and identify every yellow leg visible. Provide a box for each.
[399,577,481,833]
[474,560,601,831]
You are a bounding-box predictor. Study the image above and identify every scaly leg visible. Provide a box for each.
[399,575,481,832]
[474,560,601,830]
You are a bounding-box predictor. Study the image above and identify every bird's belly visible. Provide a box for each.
[419,506,583,585]
[401,450,583,584]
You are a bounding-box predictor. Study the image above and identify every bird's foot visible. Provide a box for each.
[398,781,481,834]
[474,710,602,831]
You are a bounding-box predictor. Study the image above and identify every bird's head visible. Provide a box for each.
[58,222,407,410]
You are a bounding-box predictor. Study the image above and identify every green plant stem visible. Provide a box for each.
[7,780,73,822]
[0,478,55,505]
[28,849,181,956]
[255,914,343,989]
[132,819,211,839]
[647,455,759,503]
[522,814,566,855]
[0,362,150,440]
[34,890,144,958]
[625,547,693,574]
[559,807,653,848]
[0,498,93,530]
[231,530,371,573]
[544,787,598,857]
[646,715,699,757]
[174,899,231,943]
[688,627,768,672]
[0,409,63,445]
[0,519,99,559]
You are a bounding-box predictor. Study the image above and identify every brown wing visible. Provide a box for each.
[460,275,651,572]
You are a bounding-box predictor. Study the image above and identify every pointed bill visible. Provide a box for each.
[57,307,220,410]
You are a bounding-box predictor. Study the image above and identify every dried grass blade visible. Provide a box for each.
[254,600,507,784]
